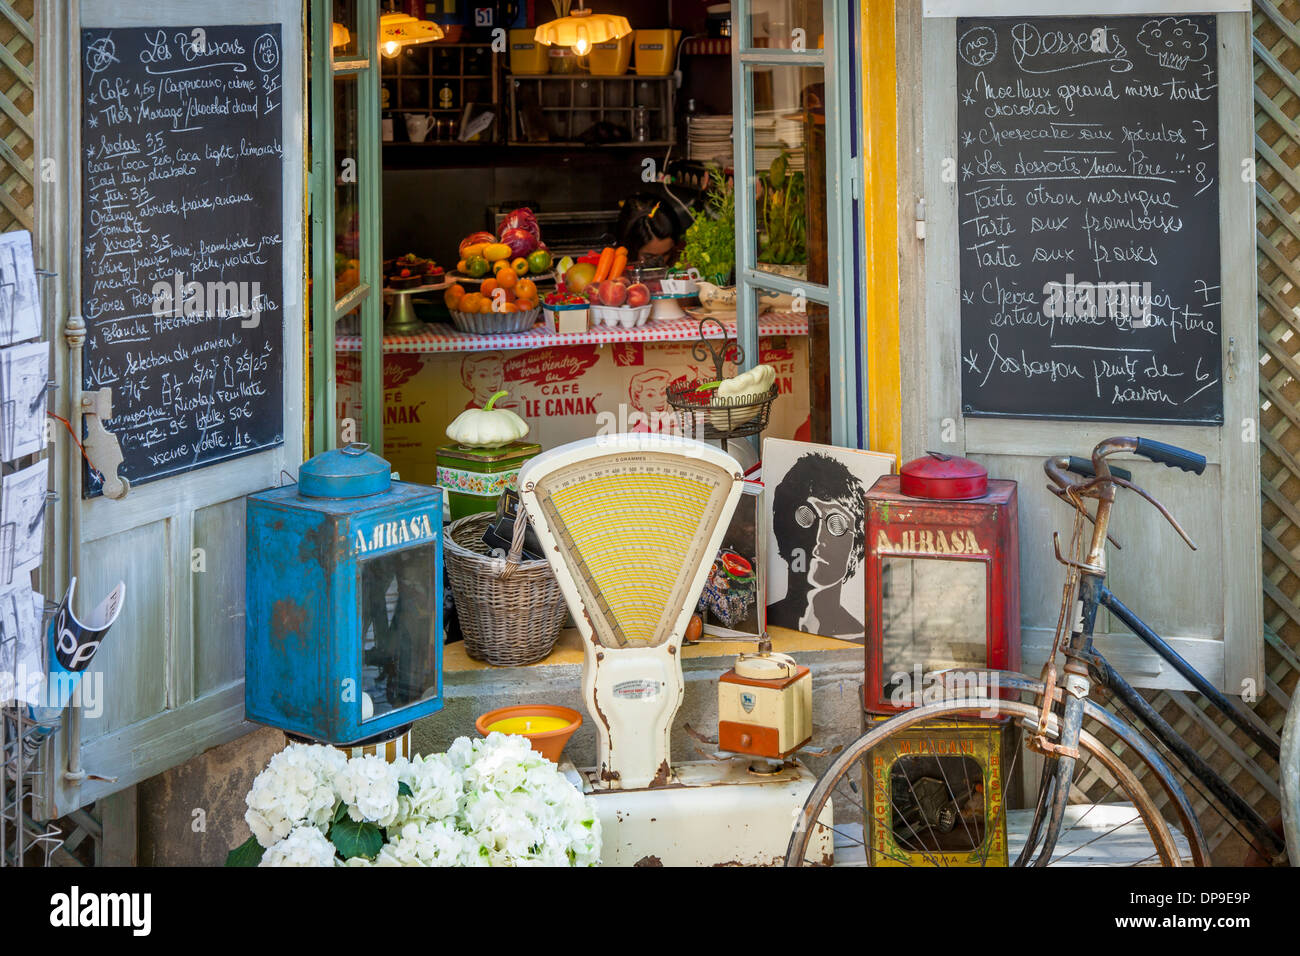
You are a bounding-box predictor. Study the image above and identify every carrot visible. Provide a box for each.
[593,246,615,282]
[609,246,628,279]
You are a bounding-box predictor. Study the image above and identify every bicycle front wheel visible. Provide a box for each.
[786,698,1191,867]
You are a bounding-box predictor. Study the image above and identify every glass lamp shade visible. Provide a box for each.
[332,23,352,49]
[379,12,445,57]
[534,8,632,55]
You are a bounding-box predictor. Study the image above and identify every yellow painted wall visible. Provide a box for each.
[861,0,902,462]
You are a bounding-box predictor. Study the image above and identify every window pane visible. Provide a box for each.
[745,65,827,285]
[334,73,361,308]
[880,557,989,700]
[331,0,360,59]
[360,544,439,718]
[750,281,829,444]
[747,0,825,51]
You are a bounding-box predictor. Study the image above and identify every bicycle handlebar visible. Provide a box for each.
[1133,437,1207,475]
[1066,456,1132,483]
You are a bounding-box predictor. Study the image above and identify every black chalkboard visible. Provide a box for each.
[956,15,1223,424]
[80,25,286,492]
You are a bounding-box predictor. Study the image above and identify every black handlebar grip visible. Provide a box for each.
[1134,438,1207,475]
[1067,457,1132,482]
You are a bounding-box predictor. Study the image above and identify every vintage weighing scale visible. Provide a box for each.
[518,433,831,866]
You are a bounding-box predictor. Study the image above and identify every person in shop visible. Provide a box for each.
[614,192,684,268]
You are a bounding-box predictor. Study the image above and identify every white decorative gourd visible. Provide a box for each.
[445,390,530,447]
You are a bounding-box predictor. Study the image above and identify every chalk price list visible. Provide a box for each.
[956,16,1223,424]
[80,25,285,488]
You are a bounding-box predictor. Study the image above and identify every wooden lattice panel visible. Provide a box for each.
[1076,1,1300,865]
[0,1,34,233]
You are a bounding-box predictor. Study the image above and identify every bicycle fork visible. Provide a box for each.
[1024,572,1103,866]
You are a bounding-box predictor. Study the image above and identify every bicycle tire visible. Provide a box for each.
[786,696,1199,867]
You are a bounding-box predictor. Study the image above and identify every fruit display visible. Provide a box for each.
[452,208,554,283]
[384,252,443,289]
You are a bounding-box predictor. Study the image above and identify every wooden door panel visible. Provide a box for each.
[192,496,248,696]
[80,520,172,733]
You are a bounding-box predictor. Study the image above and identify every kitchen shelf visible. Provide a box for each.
[508,75,675,147]
[382,42,502,143]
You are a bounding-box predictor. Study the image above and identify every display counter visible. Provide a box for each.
[336,311,812,485]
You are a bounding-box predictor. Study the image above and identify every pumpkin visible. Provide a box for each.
[445,390,529,447]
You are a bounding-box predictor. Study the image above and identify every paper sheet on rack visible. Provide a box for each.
[0,458,46,586]
[0,341,48,461]
[0,231,41,347]
[0,583,43,706]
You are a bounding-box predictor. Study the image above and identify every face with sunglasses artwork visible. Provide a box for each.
[769,453,867,640]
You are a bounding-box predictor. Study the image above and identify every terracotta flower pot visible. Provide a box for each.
[475,705,583,763]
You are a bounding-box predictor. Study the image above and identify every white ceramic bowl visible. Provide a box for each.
[589,303,652,328]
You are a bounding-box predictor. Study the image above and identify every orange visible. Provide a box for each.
[460,292,482,312]
[480,277,498,297]
[497,269,518,290]
[516,278,537,300]
[500,302,519,313]
[515,296,537,312]
[444,283,466,308]
[478,298,493,314]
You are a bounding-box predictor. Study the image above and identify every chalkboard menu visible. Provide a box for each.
[956,16,1223,424]
[80,25,285,492]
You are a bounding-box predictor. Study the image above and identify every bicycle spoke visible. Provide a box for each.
[1047,811,1147,866]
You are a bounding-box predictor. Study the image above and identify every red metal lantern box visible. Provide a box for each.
[863,454,1020,715]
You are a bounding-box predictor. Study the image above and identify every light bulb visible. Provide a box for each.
[382,39,400,57]
[574,27,589,55]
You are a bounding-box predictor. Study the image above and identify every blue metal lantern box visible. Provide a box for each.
[245,444,444,744]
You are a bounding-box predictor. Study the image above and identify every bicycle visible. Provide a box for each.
[786,436,1289,867]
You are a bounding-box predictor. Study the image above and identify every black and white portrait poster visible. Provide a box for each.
[0,341,49,461]
[0,231,41,346]
[764,439,894,643]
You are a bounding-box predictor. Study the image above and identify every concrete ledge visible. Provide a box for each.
[413,627,866,779]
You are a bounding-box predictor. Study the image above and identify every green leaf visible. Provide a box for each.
[329,816,385,861]
[398,781,413,798]
[332,801,350,825]
[225,835,265,867]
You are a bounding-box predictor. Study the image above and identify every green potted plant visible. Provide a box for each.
[757,152,807,278]
[679,165,735,286]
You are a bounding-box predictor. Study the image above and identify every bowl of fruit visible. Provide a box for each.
[453,209,556,284]
[443,274,542,335]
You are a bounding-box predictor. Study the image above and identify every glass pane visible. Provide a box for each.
[331,0,360,59]
[359,544,439,718]
[880,556,988,700]
[746,65,827,285]
[747,0,825,51]
[750,281,829,444]
[334,74,360,308]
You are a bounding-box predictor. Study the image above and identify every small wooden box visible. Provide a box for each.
[866,717,1012,867]
[718,655,811,759]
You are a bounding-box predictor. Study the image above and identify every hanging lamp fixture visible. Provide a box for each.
[534,0,631,57]
[379,11,445,58]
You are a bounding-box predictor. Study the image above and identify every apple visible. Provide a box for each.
[597,280,629,307]
[626,283,650,308]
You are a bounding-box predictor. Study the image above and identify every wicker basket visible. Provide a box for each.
[444,510,568,666]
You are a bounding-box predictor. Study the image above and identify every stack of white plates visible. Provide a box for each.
[752,109,806,175]
[688,114,733,165]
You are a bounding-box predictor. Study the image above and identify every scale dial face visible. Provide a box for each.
[532,450,736,649]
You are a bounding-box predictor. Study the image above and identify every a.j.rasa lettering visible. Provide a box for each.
[955,15,1223,425]
[79,25,286,492]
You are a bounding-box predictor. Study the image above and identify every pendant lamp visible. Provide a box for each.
[534,1,631,57]
[379,11,445,58]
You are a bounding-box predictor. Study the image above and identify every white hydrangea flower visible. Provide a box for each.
[395,753,463,825]
[335,754,403,827]
[260,825,338,867]
[244,743,347,848]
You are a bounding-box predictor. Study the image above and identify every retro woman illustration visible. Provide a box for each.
[459,353,517,411]
[628,368,677,434]
[768,452,867,638]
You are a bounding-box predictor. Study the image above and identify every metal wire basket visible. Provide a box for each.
[666,316,779,441]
